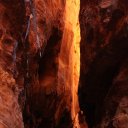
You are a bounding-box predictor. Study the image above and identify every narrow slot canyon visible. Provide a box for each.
[0,0,128,128]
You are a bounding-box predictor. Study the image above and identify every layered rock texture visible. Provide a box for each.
[0,0,81,128]
[0,0,128,128]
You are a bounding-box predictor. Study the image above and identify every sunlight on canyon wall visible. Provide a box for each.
[58,0,81,127]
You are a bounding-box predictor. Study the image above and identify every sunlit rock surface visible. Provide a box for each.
[57,0,81,127]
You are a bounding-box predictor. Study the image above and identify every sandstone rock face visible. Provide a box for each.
[0,1,25,128]
[0,67,24,128]
[57,0,80,127]
[0,0,82,128]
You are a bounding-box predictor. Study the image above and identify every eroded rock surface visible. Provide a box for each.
[0,0,82,128]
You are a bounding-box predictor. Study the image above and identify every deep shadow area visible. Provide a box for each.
[38,27,62,81]
[79,0,128,127]
[79,59,120,127]
[79,34,128,127]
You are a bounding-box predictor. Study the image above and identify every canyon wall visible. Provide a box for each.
[0,0,82,128]
[57,0,80,127]
[0,1,25,127]
[79,0,128,128]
